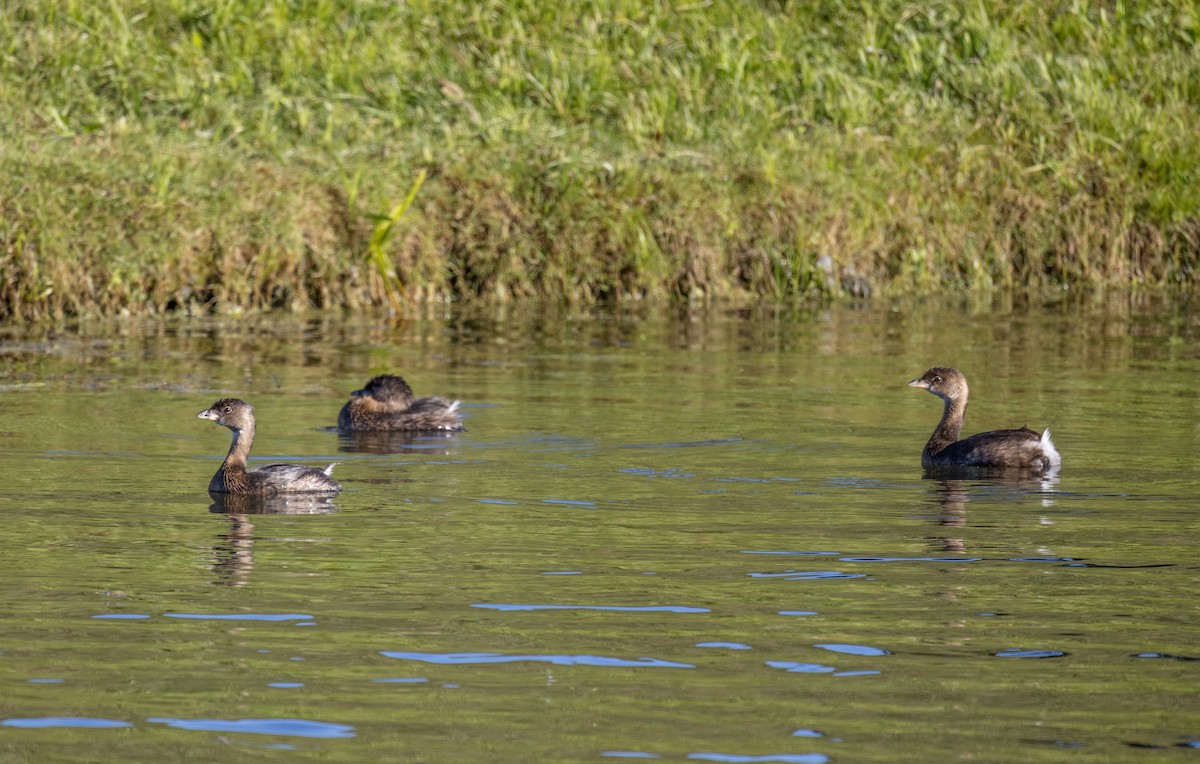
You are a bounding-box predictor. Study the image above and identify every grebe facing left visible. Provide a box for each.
[198,398,340,495]
[337,374,462,432]
[908,367,1060,471]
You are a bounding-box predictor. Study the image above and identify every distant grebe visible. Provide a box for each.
[198,398,340,494]
[337,374,463,432]
[908,367,1061,471]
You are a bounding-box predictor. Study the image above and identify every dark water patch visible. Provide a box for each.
[778,611,819,617]
[814,643,890,657]
[687,751,830,763]
[993,649,1068,659]
[472,604,709,613]
[2,717,132,729]
[696,642,752,650]
[1021,739,1085,749]
[1132,652,1200,661]
[147,717,355,738]
[268,682,304,688]
[381,651,694,668]
[748,571,866,581]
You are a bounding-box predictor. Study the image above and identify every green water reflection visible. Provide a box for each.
[1,297,1198,762]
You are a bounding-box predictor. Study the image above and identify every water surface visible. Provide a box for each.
[1,298,1198,762]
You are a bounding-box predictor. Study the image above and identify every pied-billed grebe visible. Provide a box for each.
[908,367,1061,471]
[198,398,341,494]
[337,374,463,432]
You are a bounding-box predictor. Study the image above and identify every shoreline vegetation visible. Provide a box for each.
[1,1,1198,321]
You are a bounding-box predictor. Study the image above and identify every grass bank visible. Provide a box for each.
[1,0,1198,319]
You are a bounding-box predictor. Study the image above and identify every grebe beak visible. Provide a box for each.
[908,378,930,389]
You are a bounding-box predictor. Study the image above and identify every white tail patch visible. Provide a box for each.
[448,400,461,413]
[1039,429,1062,467]
[323,462,338,476]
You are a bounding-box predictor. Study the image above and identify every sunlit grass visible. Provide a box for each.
[0,0,1197,319]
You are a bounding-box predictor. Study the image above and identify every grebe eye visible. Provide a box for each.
[223,406,232,414]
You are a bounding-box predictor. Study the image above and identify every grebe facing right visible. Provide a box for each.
[908,367,1060,471]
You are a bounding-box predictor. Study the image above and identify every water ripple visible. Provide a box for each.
[696,642,753,650]
[1008,557,1077,562]
[741,551,839,556]
[2,717,132,729]
[765,661,836,674]
[814,643,890,657]
[993,649,1068,659]
[688,753,830,763]
[618,468,697,478]
[147,717,355,738]
[839,557,981,563]
[472,604,709,613]
[381,651,693,668]
[621,438,743,449]
[162,613,314,622]
[748,571,866,581]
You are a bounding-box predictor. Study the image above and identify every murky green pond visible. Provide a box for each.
[1,298,1197,762]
